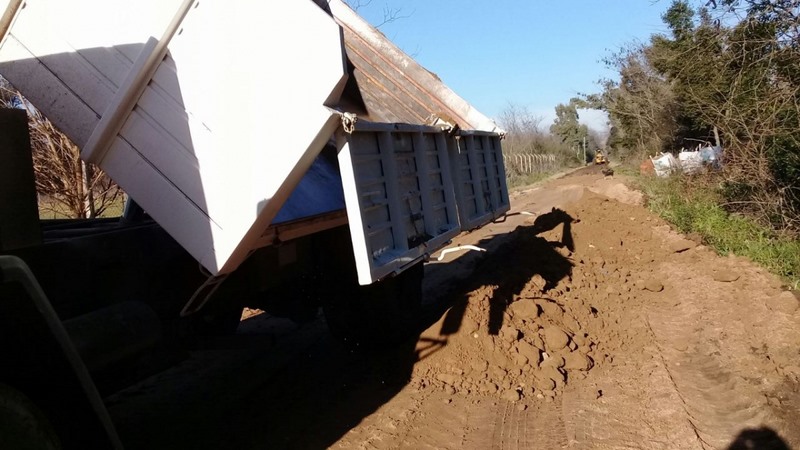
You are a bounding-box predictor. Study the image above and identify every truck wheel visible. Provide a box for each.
[323,262,424,349]
[0,383,61,450]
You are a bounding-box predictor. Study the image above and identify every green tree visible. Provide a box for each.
[550,102,590,161]
[499,103,580,183]
[579,44,682,158]
[587,0,800,230]
[661,0,695,40]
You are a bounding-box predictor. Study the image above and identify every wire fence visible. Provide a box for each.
[506,153,558,175]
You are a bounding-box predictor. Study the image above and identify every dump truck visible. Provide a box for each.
[0,0,509,447]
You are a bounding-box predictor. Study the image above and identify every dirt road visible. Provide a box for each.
[109,167,800,449]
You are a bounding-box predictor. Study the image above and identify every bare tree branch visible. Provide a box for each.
[0,80,123,218]
[343,0,413,28]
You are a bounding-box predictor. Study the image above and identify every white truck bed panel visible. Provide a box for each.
[0,0,181,145]
[0,34,101,146]
[0,0,348,275]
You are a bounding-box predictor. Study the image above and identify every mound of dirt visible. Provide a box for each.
[410,192,655,403]
[413,285,607,402]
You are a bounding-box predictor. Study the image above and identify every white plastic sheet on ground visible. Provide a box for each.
[651,153,681,177]
[678,151,703,175]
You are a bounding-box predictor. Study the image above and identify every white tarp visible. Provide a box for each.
[679,150,703,175]
[651,152,681,178]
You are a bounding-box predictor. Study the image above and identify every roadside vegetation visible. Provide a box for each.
[635,174,800,288]
[499,103,595,189]
[571,0,800,286]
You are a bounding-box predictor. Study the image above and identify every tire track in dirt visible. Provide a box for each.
[646,305,770,449]
[481,400,568,450]
[642,228,800,449]
[384,393,568,450]
[553,188,793,450]
[561,355,702,450]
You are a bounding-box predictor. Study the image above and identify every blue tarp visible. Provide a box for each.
[273,150,346,224]
[700,146,723,170]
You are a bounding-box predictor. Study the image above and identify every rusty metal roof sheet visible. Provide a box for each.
[328,0,502,133]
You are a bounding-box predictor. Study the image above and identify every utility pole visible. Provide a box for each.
[583,136,586,165]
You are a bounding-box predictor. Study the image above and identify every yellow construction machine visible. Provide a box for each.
[594,150,609,165]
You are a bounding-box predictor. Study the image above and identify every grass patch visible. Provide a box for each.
[38,196,125,220]
[506,171,553,190]
[635,175,800,288]
[506,161,586,190]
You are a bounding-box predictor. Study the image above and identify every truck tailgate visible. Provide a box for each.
[339,122,509,285]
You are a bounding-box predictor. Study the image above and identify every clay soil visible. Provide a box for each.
[109,167,800,450]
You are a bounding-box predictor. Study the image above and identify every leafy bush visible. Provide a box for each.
[591,0,800,233]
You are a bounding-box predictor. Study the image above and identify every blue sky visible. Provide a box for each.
[352,0,674,131]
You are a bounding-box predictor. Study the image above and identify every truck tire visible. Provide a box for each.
[0,383,61,450]
[323,262,424,349]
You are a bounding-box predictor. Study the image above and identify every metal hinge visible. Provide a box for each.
[341,112,358,134]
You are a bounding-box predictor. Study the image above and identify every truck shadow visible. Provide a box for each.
[109,209,576,449]
[435,207,575,337]
[110,321,424,449]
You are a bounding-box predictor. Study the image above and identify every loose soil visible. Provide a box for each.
[333,168,800,449]
[109,167,800,450]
